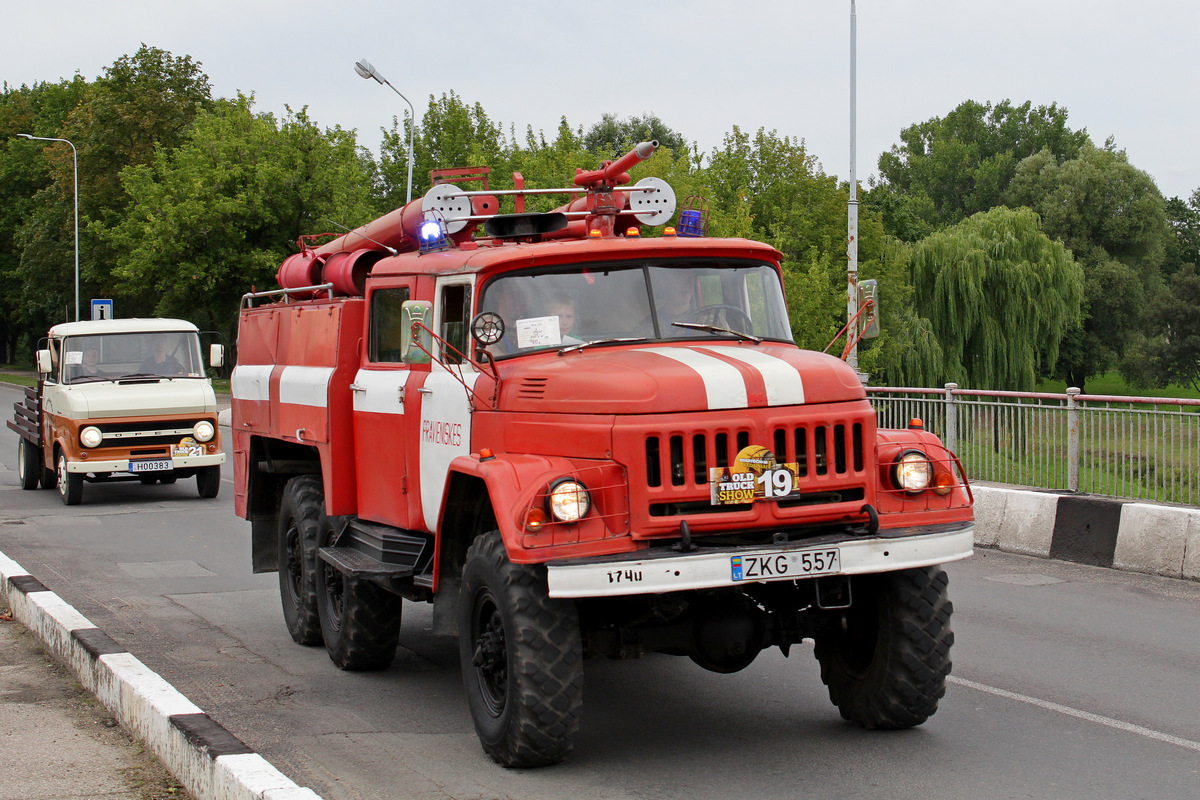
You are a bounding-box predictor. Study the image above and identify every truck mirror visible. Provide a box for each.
[210,344,225,368]
[401,300,433,364]
[36,349,52,374]
[857,279,880,340]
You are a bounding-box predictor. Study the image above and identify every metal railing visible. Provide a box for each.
[869,384,1200,505]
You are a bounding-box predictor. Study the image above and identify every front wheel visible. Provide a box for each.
[813,566,953,729]
[197,466,220,498]
[56,451,83,505]
[18,438,40,490]
[459,531,583,767]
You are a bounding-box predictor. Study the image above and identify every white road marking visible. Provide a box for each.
[949,675,1200,753]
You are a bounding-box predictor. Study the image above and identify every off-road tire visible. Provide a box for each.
[317,543,402,671]
[158,473,177,485]
[814,566,953,729]
[459,531,583,767]
[56,450,83,505]
[278,476,325,646]
[139,475,159,485]
[18,438,40,490]
[197,466,221,498]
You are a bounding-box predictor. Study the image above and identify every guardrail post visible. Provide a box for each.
[1067,387,1081,491]
[944,383,958,453]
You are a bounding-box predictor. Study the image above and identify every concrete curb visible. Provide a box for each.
[973,485,1199,580]
[0,550,323,800]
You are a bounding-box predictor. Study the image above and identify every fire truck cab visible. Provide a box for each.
[231,142,974,767]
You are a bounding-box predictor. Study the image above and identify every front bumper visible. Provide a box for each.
[546,521,974,598]
[66,451,227,474]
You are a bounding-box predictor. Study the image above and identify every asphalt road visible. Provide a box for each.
[3,383,1199,799]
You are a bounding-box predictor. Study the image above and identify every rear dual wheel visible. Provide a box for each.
[278,476,326,646]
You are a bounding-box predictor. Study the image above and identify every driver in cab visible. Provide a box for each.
[139,336,185,376]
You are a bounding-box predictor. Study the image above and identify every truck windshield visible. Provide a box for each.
[61,331,205,384]
[478,261,792,357]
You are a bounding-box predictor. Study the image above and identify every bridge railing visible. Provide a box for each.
[868,384,1200,505]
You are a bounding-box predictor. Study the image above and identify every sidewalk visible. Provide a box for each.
[0,604,191,800]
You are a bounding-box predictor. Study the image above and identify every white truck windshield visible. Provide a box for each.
[479,261,792,356]
[61,331,205,383]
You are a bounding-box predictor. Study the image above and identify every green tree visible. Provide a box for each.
[1006,144,1169,388]
[583,112,689,160]
[0,76,90,360]
[11,46,212,340]
[1121,264,1200,392]
[100,97,375,343]
[1163,189,1200,278]
[871,99,1090,239]
[909,206,1084,390]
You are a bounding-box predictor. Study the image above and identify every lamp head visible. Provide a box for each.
[354,59,384,84]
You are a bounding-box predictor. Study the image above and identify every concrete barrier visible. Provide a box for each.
[973,485,1198,581]
[0,550,323,800]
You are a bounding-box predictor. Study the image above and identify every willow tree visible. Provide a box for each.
[910,206,1083,390]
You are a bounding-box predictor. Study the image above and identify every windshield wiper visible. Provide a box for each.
[672,322,762,343]
[68,375,115,384]
[117,373,165,380]
[558,337,648,355]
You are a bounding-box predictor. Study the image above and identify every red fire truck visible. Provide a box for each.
[231,141,973,767]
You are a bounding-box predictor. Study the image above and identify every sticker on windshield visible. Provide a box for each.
[710,445,802,505]
[515,316,562,348]
[64,351,83,365]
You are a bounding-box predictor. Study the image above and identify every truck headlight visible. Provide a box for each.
[893,450,932,494]
[547,478,590,523]
[80,426,103,449]
[193,420,215,443]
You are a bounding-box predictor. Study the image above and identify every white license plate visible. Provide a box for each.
[130,458,172,473]
[731,547,841,582]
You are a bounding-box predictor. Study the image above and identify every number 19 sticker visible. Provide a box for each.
[709,445,801,505]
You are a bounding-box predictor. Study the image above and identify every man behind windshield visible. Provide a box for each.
[139,335,185,376]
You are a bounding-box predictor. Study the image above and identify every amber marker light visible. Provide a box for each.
[663,227,677,236]
[933,472,956,496]
[625,227,640,237]
[525,507,549,531]
[588,229,602,238]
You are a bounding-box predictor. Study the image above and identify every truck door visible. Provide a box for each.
[352,282,420,528]
[407,278,478,533]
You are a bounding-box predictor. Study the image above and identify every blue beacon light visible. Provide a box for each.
[418,219,449,253]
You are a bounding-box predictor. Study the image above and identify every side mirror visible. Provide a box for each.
[36,349,52,375]
[209,344,225,368]
[400,300,433,364]
[857,279,880,340]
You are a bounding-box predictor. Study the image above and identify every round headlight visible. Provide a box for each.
[894,451,932,493]
[547,479,591,523]
[193,420,215,442]
[80,426,103,449]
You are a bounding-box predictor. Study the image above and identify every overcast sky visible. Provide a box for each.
[4,1,1198,200]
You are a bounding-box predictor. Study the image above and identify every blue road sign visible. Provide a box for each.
[91,299,114,321]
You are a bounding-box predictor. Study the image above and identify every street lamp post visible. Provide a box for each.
[354,58,415,205]
[18,133,79,322]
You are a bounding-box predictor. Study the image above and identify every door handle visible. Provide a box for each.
[417,387,433,395]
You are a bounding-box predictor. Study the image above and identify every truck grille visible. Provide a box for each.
[91,419,210,448]
[645,422,865,488]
